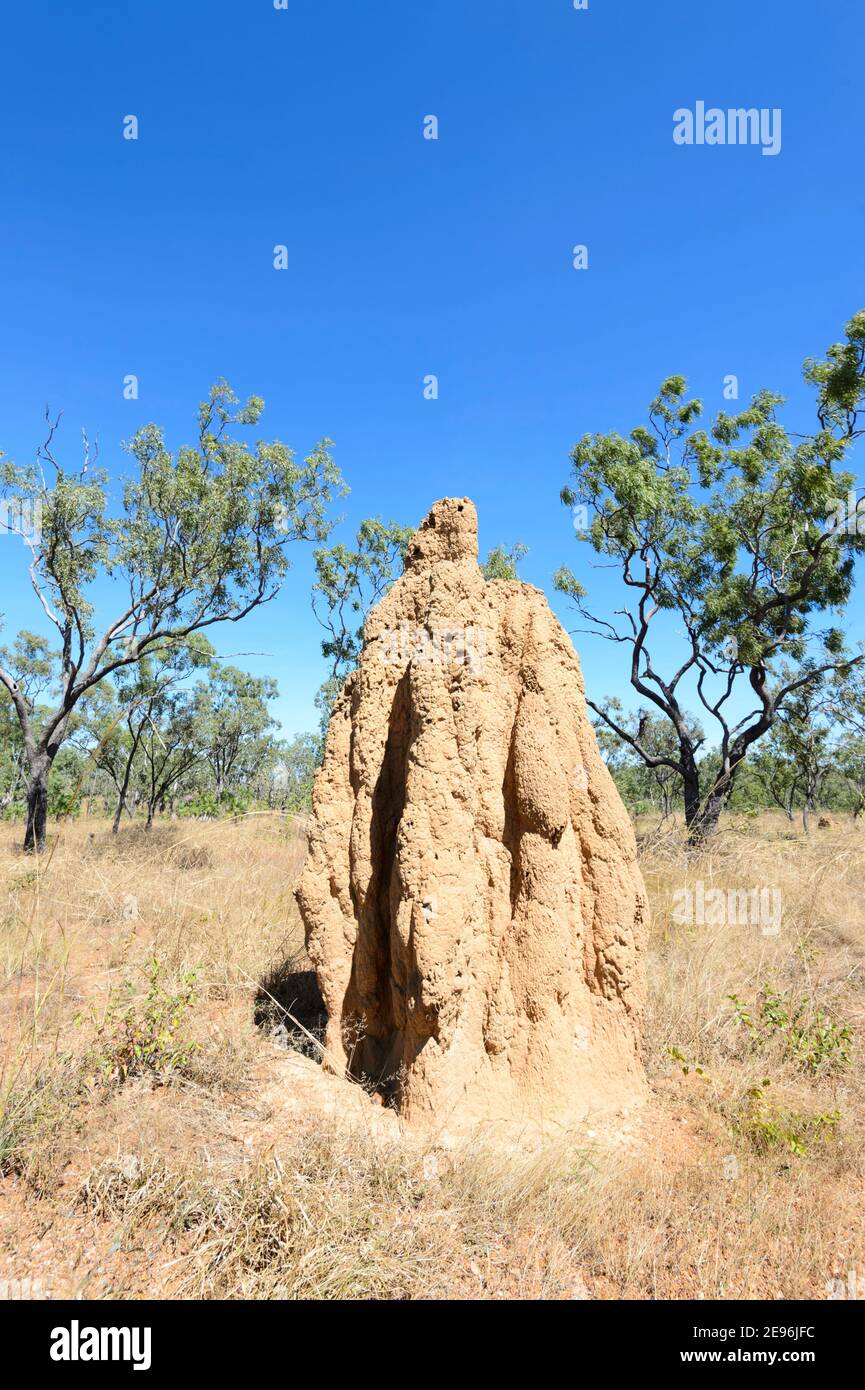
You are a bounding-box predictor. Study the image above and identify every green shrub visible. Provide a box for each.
[728,985,852,1074]
[83,959,201,1086]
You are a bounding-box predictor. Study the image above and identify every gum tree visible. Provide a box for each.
[136,680,206,830]
[195,664,279,804]
[84,636,214,832]
[593,700,701,822]
[827,662,865,818]
[0,382,343,851]
[556,311,865,844]
[757,669,836,831]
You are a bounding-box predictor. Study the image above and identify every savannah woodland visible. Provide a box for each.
[1,314,865,1302]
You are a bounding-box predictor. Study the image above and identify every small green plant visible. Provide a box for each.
[85,959,201,1086]
[668,1045,710,1080]
[8,869,40,893]
[728,985,852,1074]
[734,1078,840,1157]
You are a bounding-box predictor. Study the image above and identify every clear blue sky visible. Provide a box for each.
[1,0,862,740]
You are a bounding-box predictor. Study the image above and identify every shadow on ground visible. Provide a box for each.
[254,958,327,1060]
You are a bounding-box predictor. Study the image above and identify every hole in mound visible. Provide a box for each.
[254,960,327,1060]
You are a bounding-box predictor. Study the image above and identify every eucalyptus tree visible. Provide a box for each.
[0,631,57,816]
[759,669,837,831]
[593,700,699,821]
[274,731,320,812]
[135,683,206,830]
[750,746,800,823]
[556,311,865,844]
[826,661,865,818]
[196,664,278,803]
[85,637,214,831]
[0,382,343,850]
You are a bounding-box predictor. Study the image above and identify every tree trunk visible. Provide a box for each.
[113,729,142,834]
[681,759,702,834]
[687,789,727,846]
[803,774,817,832]
[112,761,133,834]
[23,761,50,853]
[685,750,747,848]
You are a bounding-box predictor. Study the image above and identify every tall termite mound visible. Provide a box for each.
[296,498,647,1128]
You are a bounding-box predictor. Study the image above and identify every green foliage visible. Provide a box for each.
[734,1079,841,1157]
[177,790,252,819]
[596,701,700,818]
[667,1044,710,1080]
[729,986,852,1074]
[84,960,201,1087]
[557,311,865,841]
[194,664,278,802]
[481,543,528,581]
[278,731,321,811]
[313,517,412,678]
[0,382,343,848]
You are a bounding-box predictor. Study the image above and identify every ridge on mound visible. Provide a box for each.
[297,497,647,1128]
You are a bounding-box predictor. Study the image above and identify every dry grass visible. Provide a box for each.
[1,810,863,1300]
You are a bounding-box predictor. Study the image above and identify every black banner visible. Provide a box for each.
[1,1298,859,1374]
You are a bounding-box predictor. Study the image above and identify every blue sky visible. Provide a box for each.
[1,0,862,741]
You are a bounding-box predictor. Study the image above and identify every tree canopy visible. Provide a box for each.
[556,310,865,842]
[0,381,343,849]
